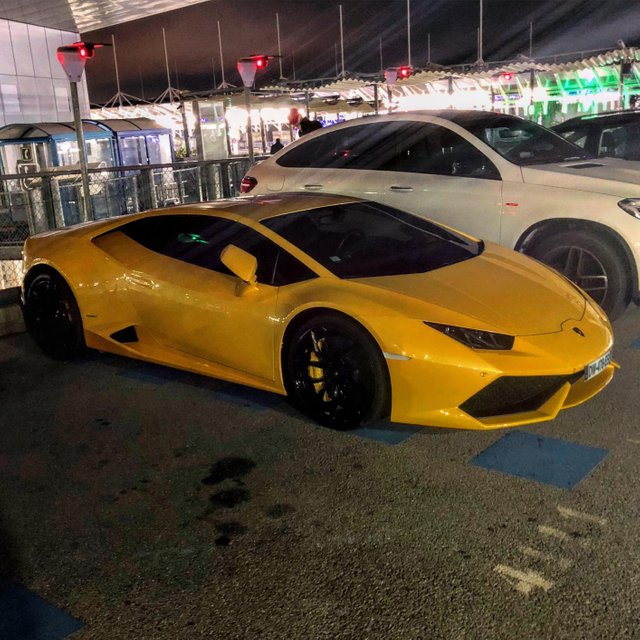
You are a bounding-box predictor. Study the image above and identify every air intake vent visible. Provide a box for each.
[564,162,605,169]
[460,373,581,419]
[110,326,139,343]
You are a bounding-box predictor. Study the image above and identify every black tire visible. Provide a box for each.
[528,230,629,321]
[23,271,86,360]
[283,313,390,430]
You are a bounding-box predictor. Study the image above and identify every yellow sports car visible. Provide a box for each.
[21,194,615,430]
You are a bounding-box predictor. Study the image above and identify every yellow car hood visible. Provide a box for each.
[353,242,586,336]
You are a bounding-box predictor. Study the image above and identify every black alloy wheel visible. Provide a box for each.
[284,314,390,429]
[23,271,85,360]
[529,230,628,321]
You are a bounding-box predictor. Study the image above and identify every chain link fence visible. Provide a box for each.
[0,157,258,290]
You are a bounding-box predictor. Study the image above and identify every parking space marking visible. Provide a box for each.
[537,524,570,541]
[494,565,554,595]
[518,545,573,570]
[471,431,608,488]
[493,505,607,597]
[0,578,83,639]
[626,438,640,445]
[557,505,608,526]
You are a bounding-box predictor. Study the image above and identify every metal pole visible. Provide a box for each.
[478,0,483,62]
[244,86,255,164]
[111,34,122,101]
[70,81,91,222]
[428,33,431,64]
[335,43,339,77]
[379,38,383,73]
[179,94,191,158]
[529,22,533,58]
[218,21,226,86]
[305,90,310,115]
[276,12,284,79]
[211,56,217,86]
[162,28,172,95]
[339,5,345,78]
[407,0,411,66]
[373,83,379,115]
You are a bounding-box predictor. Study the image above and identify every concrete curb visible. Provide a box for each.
[0,287,24,337]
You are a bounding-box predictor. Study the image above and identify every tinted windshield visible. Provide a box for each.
[450,113,591,166]
[260,202,482,279]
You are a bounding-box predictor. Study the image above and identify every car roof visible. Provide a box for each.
[553,110,640,128]
[152,192,363,223]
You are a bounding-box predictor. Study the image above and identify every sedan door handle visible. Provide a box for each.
[389,185,414,192]
[303,184,323,191]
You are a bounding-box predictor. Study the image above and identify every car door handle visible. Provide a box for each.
[303,184,323,190]
[129,273,155,289]
[389,186,414,192]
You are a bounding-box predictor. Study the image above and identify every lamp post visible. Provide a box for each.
[56,42,104,222]
[237,55,274,164]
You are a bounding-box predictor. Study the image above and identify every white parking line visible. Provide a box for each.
[494,565,554,595]
[557,506,608,527]
[538,525,570,541]
[519,545,573,570]
[626,439,640,445]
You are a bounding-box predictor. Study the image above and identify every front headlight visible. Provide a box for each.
[424,322,514,350]
[618,198,640,220]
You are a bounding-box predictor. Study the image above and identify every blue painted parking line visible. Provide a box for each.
[351,423,422,445]
[0,578,83,639]
[471,431,608,489]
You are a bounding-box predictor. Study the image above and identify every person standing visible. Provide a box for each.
[270,138,284,154]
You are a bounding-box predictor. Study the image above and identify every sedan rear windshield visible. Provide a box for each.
[449,113,592,166]
[260,202,482,279]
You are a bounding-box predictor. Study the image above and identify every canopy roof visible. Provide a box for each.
[0,121,104,141]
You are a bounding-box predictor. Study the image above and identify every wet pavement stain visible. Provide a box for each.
[215,521,248,536]
[201,457,256,486]
[266,504,296,519]
[208,488,250,509]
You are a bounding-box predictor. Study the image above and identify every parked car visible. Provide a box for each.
[22,194,614,430]
[242,110,640,320]
[552,110,640,162]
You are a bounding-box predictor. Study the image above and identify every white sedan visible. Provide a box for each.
[243,111,640,320]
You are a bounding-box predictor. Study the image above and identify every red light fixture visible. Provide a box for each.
[254,56,268,69]
[398,65,412,79]
[501,72,514,82]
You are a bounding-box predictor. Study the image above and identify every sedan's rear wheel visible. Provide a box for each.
[284,314,390,429]
[23,271,85,359]
[529,230,628,320]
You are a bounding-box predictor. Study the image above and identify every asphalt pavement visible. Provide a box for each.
[0,306,639,639]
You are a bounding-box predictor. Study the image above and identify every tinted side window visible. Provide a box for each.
[597,123,640,160]
[120,215,315,286]
[393,123,500,179]
[231,225,317,286]
[276,123,403,170]
[557,126,589,149]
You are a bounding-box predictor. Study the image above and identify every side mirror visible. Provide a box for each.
[220,244,257,287]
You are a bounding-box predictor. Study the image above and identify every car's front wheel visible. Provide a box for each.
[23,271,85,359]
[283,313,390,429]
[528,230,628,321]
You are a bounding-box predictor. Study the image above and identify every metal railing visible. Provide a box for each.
[0,156,261,289]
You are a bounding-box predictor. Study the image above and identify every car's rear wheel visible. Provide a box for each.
[283,313,390,429]
[23,271,85,359]
[528,230,628,320]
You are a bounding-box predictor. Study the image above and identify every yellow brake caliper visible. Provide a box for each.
[308,335,331,402]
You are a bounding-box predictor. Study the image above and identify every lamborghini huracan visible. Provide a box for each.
[21,193,615,430]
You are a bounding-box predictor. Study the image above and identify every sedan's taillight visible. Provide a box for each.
[240,176,257,193]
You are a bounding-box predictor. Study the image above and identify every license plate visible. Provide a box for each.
[584,350,612,381]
